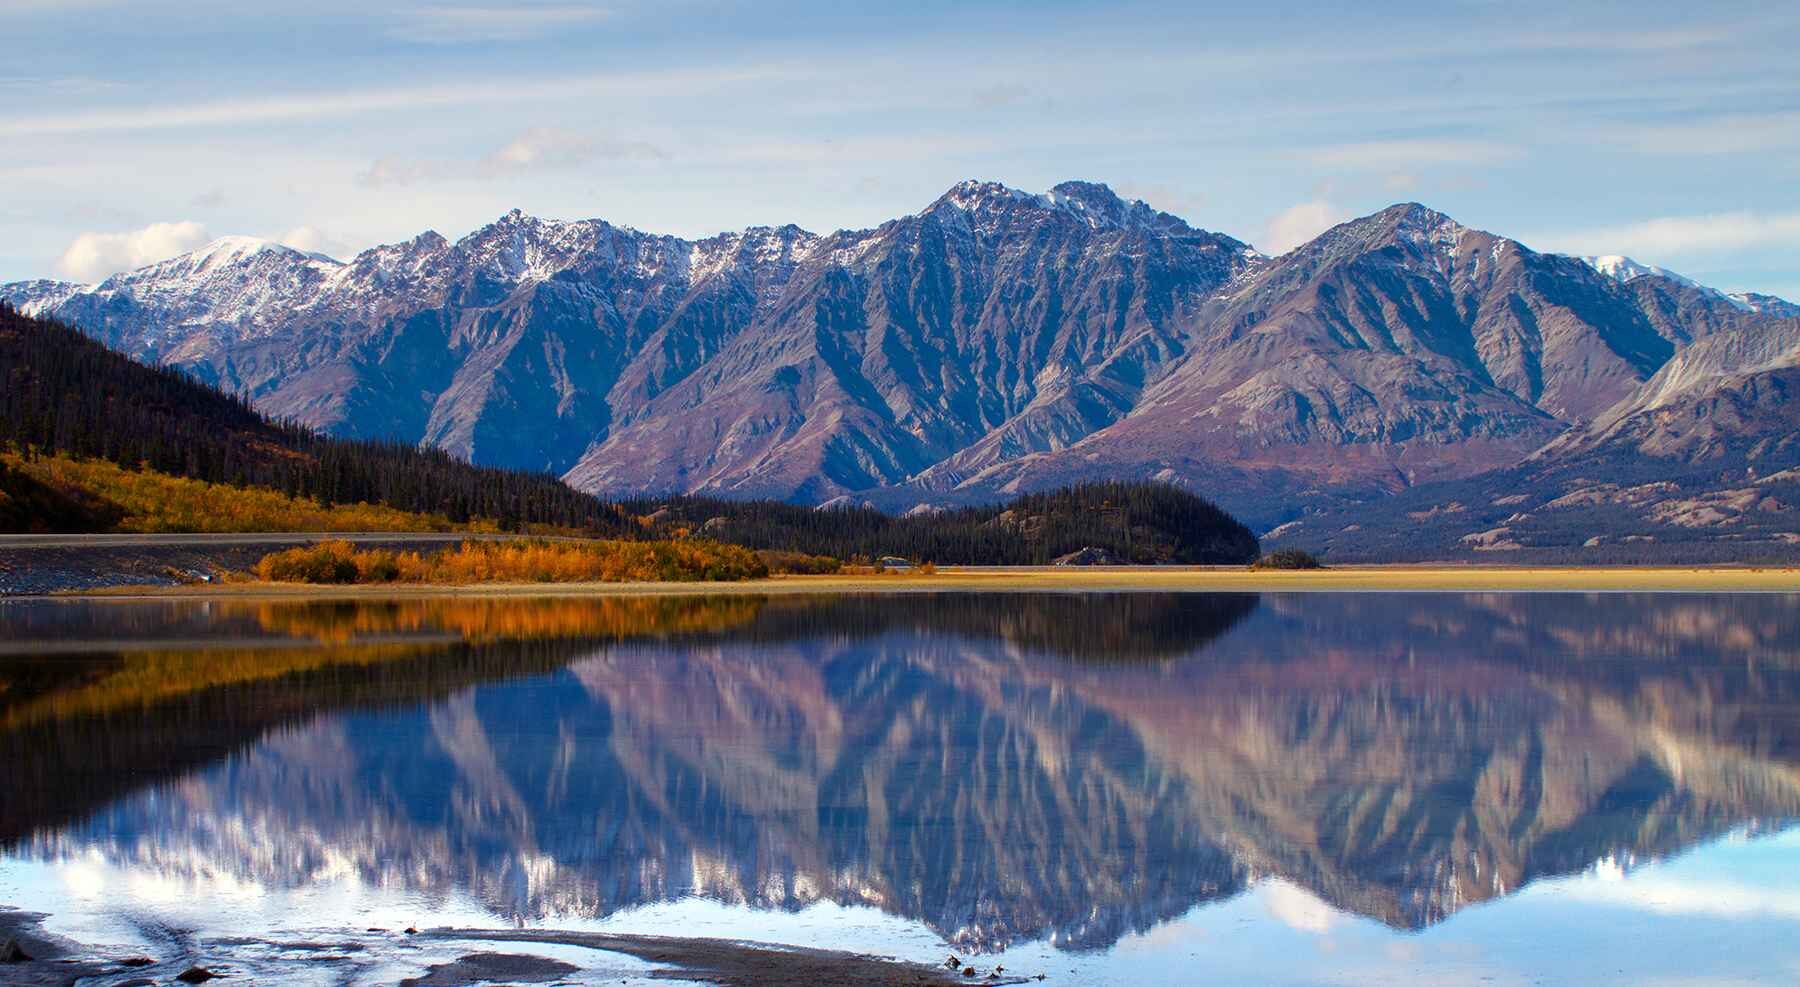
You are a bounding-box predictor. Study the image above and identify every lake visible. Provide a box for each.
[3,591,1799,985]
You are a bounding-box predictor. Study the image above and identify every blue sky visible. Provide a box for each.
[2,0,1796,298]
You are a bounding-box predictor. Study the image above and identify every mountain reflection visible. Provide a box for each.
[5,592,1800,952]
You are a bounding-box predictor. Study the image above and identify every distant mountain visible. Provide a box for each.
[1265,316,1800,561]
[8,181,1797,544]
[935,203,1751,510]
[1580,254,1800,318]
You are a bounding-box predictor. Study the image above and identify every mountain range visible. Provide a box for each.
[8,180,1798,554]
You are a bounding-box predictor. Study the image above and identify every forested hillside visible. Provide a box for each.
[0,304,632,533]
[642,482,1259,565]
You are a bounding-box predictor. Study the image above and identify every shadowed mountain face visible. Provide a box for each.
[1269,318,1800,560]
[9,184,1790,530]
[5,592,1800,953]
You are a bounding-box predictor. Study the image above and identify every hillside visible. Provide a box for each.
[646,480,1259,565]
[0,303,631,534]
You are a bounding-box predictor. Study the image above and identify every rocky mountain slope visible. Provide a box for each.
[8,181,1796,539]
[1268,318,1800,560]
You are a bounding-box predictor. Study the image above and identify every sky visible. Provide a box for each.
[2,0,1797,298]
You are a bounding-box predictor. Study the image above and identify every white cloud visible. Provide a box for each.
[54,220,210,282]
[1259,879,1341,934]
[1314,138,1518,170]
[389,4,612,44]
[1535,209,1800,260]
[1260,199,1349,255]
[277,225,351,260]
[1550,871,1800,921]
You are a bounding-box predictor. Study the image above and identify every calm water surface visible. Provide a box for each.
[3,591,1799,985]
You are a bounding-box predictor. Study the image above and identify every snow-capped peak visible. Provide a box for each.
[1579,255,1699,290]
[168,235,343,273]
[929,179,1034,214]
[925,179,1200,237]
[1572,254,1785,313]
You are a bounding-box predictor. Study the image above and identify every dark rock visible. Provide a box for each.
[176,966,220,982]
[1,937,31,962]
[1052,546,1124,566]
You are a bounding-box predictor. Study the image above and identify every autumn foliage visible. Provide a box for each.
[241,595,766,644]
[4,452,469,533]
[252,538,770,585]
[0,305,629,533]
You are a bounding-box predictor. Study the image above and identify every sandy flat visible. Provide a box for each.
[55,564,1800,600]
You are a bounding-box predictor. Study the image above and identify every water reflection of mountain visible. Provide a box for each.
[10,592,1800,952]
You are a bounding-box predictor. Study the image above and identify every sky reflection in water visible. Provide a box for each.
[2,591,1799,985]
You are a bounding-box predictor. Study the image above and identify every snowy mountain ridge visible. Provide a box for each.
[5,180,1798,552]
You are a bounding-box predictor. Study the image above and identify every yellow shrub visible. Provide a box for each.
[2,452,462,533]
[254,540,362,583]
[249,538,770,585]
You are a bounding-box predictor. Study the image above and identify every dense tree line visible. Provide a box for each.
[0,305,632,533]
[636,481,1259,565]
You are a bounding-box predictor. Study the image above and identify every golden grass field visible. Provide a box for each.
[80,563,1800,599]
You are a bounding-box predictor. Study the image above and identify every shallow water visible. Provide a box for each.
[3,591,1800,984]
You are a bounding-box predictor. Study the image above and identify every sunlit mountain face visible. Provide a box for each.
[3,592,1799,954]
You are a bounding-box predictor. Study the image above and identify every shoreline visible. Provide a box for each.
[23,564,1800,600]
[0,908,997,986]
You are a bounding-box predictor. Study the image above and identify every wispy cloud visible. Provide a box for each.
[1550,870,1800,921]
[0,0,122,11]
[1606,111,1800,156]
[55,220,210,282]
[388,3,612,44]
[488,127,664,169]
[1314,138,1518,171]
[1115,182,1207,223]
[0,66,795,138]
[358,127,665,187]
[1535,209,1800,259]
[717,133,998,167]
[1504,22,1745,53]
